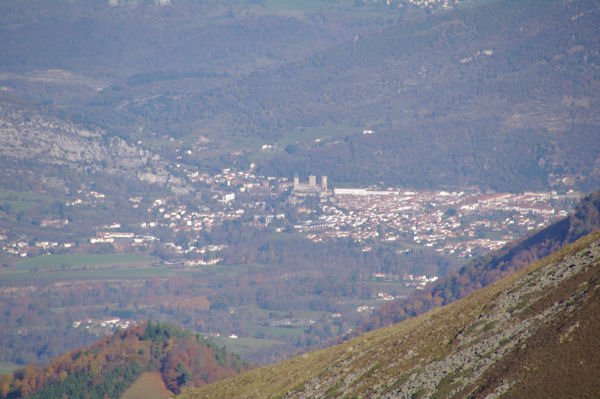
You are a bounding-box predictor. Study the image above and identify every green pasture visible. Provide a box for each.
[16,254,154,269]
[0,362,21,374]
[279,122,355,147]
[213,336,287,358]
[250,0,398,17]
[255,324,307,340]
[0,189,52,214]
[0,266,175,283]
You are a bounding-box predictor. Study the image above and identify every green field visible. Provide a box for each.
[214,336,288,357]
[251,0,397,16]
[0,266,176,283]
[0,189,52,214]
[16,254,154,269]
[279,122,355,146]
[2,253,175,283]
[0,362,21,375]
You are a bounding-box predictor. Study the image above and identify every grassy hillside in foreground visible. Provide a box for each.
[180,231,600,398]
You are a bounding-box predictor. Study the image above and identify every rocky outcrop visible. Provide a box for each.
[0,104,189,194]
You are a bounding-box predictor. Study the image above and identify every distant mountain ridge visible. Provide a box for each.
[211,0,600,191]
[180,230,600,398]
[1,0,597,192]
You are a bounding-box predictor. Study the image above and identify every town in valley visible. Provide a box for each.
[2,166,579,267]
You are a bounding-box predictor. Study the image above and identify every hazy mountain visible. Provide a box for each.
[252,0,600,190]
[181,230,600,398]
[0,0,598,192]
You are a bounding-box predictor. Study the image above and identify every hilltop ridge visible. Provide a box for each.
[181,231,600,398]
[0,321,248,398]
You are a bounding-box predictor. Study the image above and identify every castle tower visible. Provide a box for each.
[321,175,328,192]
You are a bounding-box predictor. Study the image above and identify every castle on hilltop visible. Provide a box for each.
[289,175,331,204]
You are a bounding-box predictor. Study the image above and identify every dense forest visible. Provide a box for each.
[363,190,600,331]
[0,321,247,398]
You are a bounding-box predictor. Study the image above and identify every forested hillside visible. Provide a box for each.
[253,0,600,190]
[0,0,598,192]
[365,190,600,330]
[0,321,247,399]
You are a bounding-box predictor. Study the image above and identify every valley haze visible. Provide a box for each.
[0,0,598,397]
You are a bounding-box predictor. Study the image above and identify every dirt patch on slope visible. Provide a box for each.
[121,372,173,399]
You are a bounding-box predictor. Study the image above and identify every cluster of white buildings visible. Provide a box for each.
[146,199,245,233]
[72,317,134,332]
[294,189,577,257]
[0,229,75,259]
[29,168,284,260]
[65,190,106,206]
[187,168,288,194]
[377,0,457,11]
[1,162,579,266]
[400,0,456,10]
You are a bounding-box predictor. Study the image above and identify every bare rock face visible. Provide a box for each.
[0,105,189,194]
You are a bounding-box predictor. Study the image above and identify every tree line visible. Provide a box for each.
[0,321,247,398]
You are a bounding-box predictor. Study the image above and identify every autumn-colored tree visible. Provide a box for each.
[17,363,39,397]
[0,374,12,397]
[3,321,248,398]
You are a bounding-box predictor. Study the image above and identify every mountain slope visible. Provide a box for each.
[180,231,600,398]
[240,0,600,190]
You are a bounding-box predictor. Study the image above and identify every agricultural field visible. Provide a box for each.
[15,254,154,270]
[121,372,173,399]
